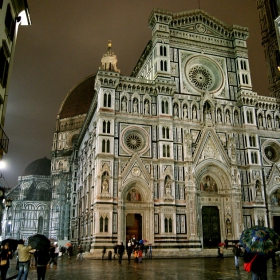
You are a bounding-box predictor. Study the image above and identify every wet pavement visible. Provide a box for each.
[6,254,280,280]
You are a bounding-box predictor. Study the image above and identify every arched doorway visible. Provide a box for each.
[202,206,221,248]
[126,213,142,243]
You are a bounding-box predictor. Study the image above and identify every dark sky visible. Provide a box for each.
[1,0,269,188]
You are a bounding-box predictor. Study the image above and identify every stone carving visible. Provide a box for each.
[121,97,127,112]
[271,189,280,205]
[144,101,149,115]
[164,176,173,201]
[183,105,188,119]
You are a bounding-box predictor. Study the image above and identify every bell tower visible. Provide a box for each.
[256,0,280,97]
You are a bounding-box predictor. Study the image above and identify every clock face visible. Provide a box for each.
[132,167,141,177]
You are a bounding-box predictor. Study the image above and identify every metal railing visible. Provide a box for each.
[0,126,9,154]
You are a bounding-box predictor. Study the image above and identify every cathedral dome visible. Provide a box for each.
[58,74,96,119]
[22,157,51,176]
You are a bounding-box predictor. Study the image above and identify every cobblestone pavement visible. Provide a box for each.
[6,254,280,280]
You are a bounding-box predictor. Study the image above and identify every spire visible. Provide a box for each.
[100,40,120,73]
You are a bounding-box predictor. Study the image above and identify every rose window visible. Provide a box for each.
[264,146,277,161]
[262,140,280,163]
[188,66,213,90]
[125,132,143,151]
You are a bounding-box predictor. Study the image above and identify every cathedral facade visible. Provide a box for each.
[50,8,280,254]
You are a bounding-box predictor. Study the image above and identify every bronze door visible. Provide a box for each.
[202,206,221,248]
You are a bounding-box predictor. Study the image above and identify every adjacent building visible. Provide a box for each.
[0,0,31,158]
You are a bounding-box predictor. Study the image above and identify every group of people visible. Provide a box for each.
[219,241,277,280]
[0,239,74,280]
[111,241,152,264]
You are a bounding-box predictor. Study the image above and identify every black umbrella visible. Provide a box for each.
[1,238,19,251]
[28,234,50,252]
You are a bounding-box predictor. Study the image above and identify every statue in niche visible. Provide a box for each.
[101,172,109,192]
[121,98,127,112]
[226,111,230,123]
[275,117,280,128]
[183,105,188,119]
[267,116,272,128]
[217,109,222,122]
[144,101,149,115]
[165,176,172,195]
[200,175,218,192]
[127,188,141,202]
[258,115,263,127]
[225,218,232,235]
[133,99,138,113]
[256,181,262,200]
[174,104,178,117]
[234,112,239,124]
[192,106,197,119]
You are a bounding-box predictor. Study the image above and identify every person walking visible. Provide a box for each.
[218,245,224,259]
[232,242,241,268]
[47,244,56,267]
[117,242,124,264]
[16,239,33,280]
[76,245,84,261]
[34,250,49,280]
[127,243,132,264]
[54,244,59,266]
[113,244,118,260]
[102,246,106,260]
[0,243,13,280]
[138,249,143,263]
[148,244,152,259]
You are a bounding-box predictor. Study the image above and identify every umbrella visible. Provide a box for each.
[65,243,71,247]
[139,239,148,244]
[28,234,50,252]
[1,238,19,251]
[240,226,280,255]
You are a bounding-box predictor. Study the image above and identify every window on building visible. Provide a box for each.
[163,144,170,157]
[162,127,170,139]
[161,100,169,114]
[247,110,253,124]
[164,217,172,233]
[176,214,186,234]
[103,93,111,107]
[102,139,110,153]
[0,45,9,88]
[5,5,15,41]
[251,152,258,164]
[102,121,111,133]
[160,45,167,56]
[100,216,108,232]
[160,60,167,71]
[249,136,256,147]
[240,60,247,70]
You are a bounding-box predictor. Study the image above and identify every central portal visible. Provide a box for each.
[202,206,221,248]
[126,213,142,243]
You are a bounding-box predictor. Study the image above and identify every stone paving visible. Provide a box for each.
[5,253,280,280]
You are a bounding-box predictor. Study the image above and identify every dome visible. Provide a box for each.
[22,157,51,176]
[59,74,96,119]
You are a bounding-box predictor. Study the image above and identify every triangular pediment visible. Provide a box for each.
[266,164,280,196]
[121,153,151,186]
[170,9,248,40]
[193,128,230,167]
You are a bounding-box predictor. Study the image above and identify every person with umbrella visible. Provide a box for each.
[16,239,33,280]
[0,243,13,280]
[240,226,280,280]
[34,249,50,280]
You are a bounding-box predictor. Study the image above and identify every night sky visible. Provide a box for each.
[1,0,269,188]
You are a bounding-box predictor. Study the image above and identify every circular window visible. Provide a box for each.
[125,133,143,151]
[262,140,280,163]
[189,66,213,90]
[184,55,224,94]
